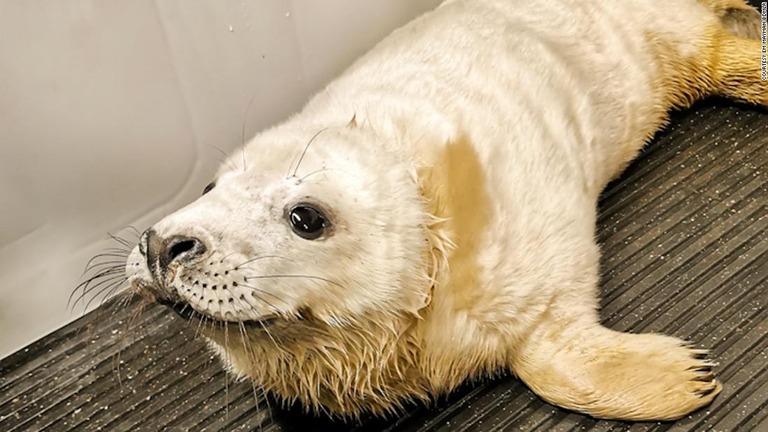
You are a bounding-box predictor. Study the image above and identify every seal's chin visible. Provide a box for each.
[156,298,278,329]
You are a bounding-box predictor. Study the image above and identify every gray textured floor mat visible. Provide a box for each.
[1,98,766,431]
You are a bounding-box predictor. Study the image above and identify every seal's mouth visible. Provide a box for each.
[129,276,279,329]
[157,298,278,329]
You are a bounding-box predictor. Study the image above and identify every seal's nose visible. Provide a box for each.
[140,229,207,274]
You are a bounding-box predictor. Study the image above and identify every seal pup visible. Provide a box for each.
[121,0,766,421]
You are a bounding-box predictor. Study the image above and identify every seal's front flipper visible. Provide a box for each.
[510,321,721,421]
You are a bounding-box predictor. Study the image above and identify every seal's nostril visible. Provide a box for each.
[168,239,196,261]
[143,230,207,275]
[162,236,206,268]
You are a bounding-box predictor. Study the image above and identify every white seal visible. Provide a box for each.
[123,0,766,421]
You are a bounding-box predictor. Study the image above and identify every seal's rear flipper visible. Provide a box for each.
[510,321,722,421]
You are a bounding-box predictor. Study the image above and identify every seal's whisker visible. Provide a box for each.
[238,283,290,306]
[192,311,203,336]
[286,150,301,180]
[177,248,225,274]
[125,225,142,238]
[126,300,142,328]
[196,315,207,337]
[298,167,356,182]
[108,232,135,249]
[95,253,131,264]
[69,267,125,310]
[111,298,147,386]
[217,251,239,264]
[83,260,129,274]
[78,266,128,291]
[259,321,281,356]
[258,385,274,427]
[237,322,258,396]
[94,279,127,310]
[79,273,129,311]
[78,264,124,285]
[289,127,331,179]
[208,318,234,419]
[97,278,129,309]
[239,290,287,320]
[115,225,141,240]
[109,291,135,319]
[234,319,269,419]
[171,301,222,338]
[233,297,274,355]
[85,264,125,277]
[236,291,283,355]
[297,167,331,182]
[243,274,347,290]
[194,308,209,339]
[241,93,258,172]
[205,315,217,336]
[211,145,239,172]
[94,247,132,256]
[201,248,220,266]
[112,292,140,386]
[82,253,129,273]
[231,255,291,271]
[126,298,149,336]
[223,319,232,420]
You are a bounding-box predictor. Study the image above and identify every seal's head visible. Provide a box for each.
[126,120,438,415]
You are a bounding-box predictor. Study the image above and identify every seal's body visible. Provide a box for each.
[125,0,766,421]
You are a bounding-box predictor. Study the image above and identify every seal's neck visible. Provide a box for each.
[207,310,431,416]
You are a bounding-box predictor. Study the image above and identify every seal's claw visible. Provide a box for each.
[693,374,714,383]
[688,365,713,372]
[691,350,709,360]
[696,385,719,398]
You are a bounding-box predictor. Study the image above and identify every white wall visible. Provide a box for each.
[0,0,441,358]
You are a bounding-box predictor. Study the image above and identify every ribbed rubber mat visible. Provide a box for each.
[1,98,766,432]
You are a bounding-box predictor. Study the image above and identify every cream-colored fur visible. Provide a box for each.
[125,0,766,421]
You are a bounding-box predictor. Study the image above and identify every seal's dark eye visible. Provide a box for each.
[287,205,327,240]
[202,182,216,195]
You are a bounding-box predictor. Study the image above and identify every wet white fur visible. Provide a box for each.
[125,0,745,419]
[129,0,715,325]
